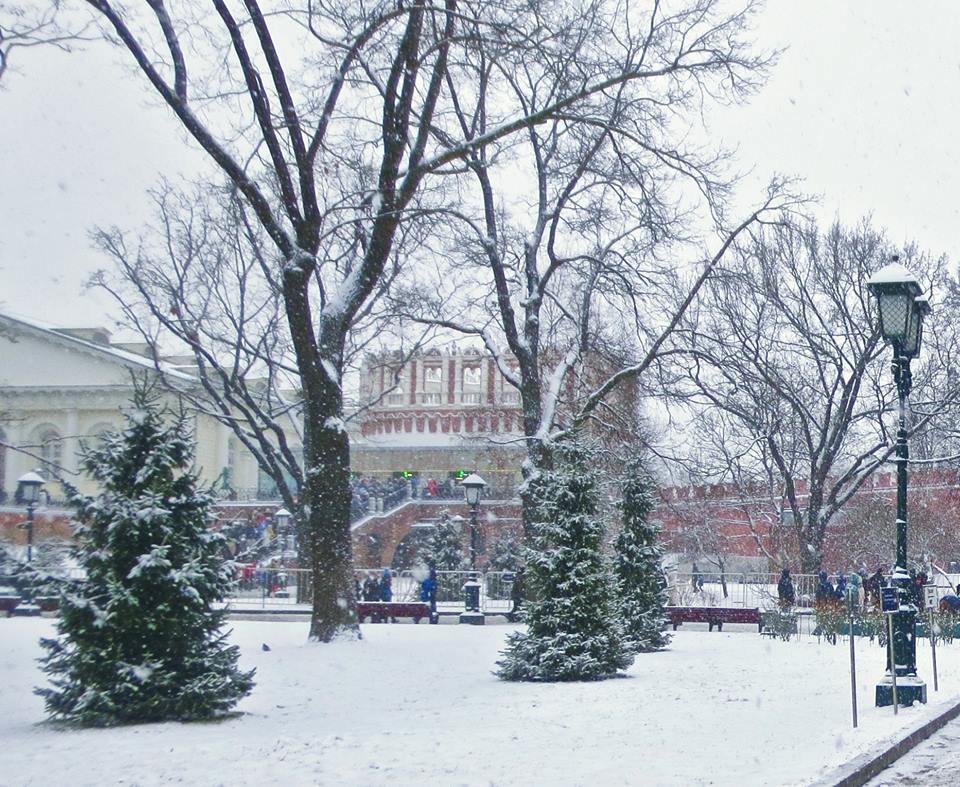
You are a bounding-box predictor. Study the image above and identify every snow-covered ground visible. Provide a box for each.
[867,716,960,785]
[2,618,960,786]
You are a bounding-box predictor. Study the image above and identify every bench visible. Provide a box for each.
[357,601,435,624]
[0,595,21,617]
[667,606,761,632]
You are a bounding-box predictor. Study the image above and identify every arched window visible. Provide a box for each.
[31,424,63,474]
[462,365,482,404]
[421,364,443,404]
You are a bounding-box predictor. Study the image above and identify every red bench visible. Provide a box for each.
[357,601,435,624]
[667,606,761,632]
[0,595,21,616]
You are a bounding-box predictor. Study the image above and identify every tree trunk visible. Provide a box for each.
[303,394,359,642]
[798,511,825,575]
[520,436,553,545]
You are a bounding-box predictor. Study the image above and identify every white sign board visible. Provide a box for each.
[924,584,939,611]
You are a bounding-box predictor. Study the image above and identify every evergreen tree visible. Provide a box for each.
[613,459,671,652]
[487,530,524,571]
[36,387,254,726]
[422,510,466,570]
[497,441,633,682]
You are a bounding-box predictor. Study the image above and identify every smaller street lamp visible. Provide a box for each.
[274,507,292,565]
[459,473,487,626]
[16,471,46,563]
[461,473,487,570]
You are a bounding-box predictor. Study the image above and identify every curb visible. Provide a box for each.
[812,696,960,786]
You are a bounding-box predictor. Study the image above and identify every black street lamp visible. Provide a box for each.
[459,473,487,626]
[867,256,931,708]
[461,473,487,570]
[274,507,292,565]
[16,471,45,563]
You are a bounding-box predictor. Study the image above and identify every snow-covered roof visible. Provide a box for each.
[0,310,196,383]
[866,262,921,288]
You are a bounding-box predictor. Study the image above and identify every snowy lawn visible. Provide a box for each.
[3,618,960,786]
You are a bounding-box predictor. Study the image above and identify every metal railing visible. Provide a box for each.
[219,567,517,613]
[667,572,822,611]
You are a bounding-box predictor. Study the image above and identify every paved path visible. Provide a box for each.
[867,716,960,785]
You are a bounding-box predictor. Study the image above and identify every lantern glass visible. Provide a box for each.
[461,473,487,506]
[902,303,922,356]
[902,296,930,358]
[16,472,45,504]
[877,291,913,341]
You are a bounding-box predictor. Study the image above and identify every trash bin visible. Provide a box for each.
[459,577,484,625]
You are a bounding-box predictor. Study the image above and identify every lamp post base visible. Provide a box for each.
[459,611,485,625]
[876,675,927,708]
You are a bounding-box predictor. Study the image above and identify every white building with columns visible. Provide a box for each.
[0,312,263,502]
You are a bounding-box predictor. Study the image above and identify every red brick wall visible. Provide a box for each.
[0,509,74,544]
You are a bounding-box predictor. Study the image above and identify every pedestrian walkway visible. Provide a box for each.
[867,716,960,785]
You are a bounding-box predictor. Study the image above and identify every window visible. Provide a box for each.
[461,365,482,404]
[386,384,406,405]
[32,425,62,472]
[421,365,443,404]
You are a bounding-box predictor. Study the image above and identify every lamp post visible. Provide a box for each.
[275,507,291,565]
[16,471,46,563]
[867,256,931,708]
[461,473,487,570]
[459,473,487,626]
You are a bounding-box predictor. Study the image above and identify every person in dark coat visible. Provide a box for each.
[911,571,928,608]
[869,568,885,608]
[691,563,705,592]
[509,566,526,622]
[815,571,835,605]
[777,568,796,609]
[834,574,848,603]
[362,575,380,601]
[379,568,393,602]
[379,568,397,623]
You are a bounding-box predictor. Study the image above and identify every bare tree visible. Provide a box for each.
[664,217,959,573]
[77,0,774,640]
[0,1,91,83]
[392,0,794,535]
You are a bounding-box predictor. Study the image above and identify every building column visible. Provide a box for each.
[63,408,79,478]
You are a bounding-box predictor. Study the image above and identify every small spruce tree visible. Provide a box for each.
[613,459,671,652]
[497,441,633,681]
[487,530,524,571]
[36,387,254,725]
[423,510,466,570]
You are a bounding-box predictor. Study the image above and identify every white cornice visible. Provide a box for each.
[0,312,195,383]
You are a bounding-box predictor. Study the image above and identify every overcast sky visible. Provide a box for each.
[2,1,960,331]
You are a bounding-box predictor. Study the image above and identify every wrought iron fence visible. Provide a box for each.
[667,572,822,611]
